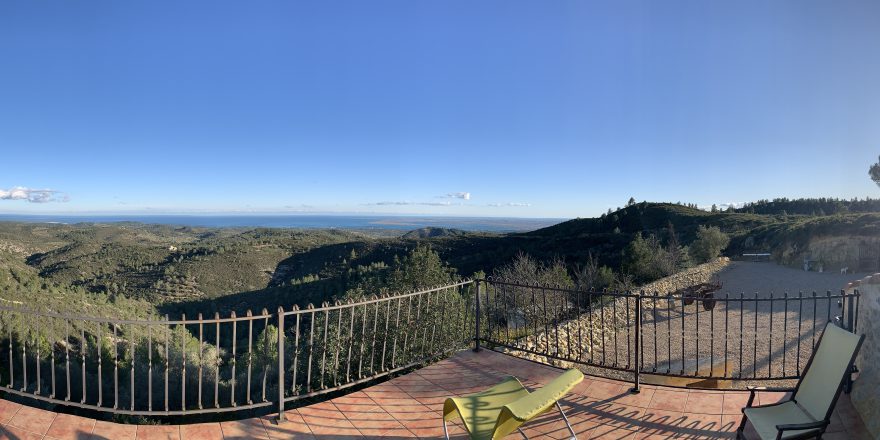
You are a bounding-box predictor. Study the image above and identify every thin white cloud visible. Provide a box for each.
[486,202,531,207]
[0,186,68,203]
[440,192,470,200]
[367,201,460,207]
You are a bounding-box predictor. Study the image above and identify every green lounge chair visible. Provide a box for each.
[737,322,864,440]
[443,368,584,439]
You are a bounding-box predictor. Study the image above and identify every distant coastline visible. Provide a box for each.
[0,214,564,233]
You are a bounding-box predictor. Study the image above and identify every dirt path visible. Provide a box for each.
[715,261,870,297]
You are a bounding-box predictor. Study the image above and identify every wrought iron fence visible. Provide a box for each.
[0,277,860,420]
[0,281,476,419]
[477,277,860,391]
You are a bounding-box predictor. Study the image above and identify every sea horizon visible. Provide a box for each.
[0,213,566,233]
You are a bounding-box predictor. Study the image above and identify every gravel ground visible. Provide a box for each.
[501,262,871,388]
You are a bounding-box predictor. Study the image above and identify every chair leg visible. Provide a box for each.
[556,401,578,440]
[517,427,529,439]
[736,414,748,439]
[443,420,450,440]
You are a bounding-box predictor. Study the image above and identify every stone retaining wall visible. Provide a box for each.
[504,258,730,368]
[847,274,880,440]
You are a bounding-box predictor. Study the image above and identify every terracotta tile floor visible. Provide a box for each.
[0,349,872,439]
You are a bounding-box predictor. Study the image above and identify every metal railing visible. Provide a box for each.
[0,277,859,420]
[477,277,860,392]
[0,281,475,419]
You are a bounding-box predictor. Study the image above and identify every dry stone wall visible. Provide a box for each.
[848,274,880,440]
[503,258,730,368]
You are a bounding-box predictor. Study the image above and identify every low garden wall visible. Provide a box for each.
[847,274,880,439]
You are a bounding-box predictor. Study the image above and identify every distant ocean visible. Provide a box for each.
[0,214,564,233]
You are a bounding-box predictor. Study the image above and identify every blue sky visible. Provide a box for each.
[1,0,879,218]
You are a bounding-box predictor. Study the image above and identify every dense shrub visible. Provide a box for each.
[690,225,730,263]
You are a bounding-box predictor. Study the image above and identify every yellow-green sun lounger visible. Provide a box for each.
[443,368,584,439]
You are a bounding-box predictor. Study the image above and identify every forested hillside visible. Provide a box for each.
[1,202,878,321]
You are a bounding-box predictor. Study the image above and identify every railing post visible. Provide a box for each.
[474,279,482,352]
[844,290,857,394]
[630,291,641,394]
[277,306,286,422]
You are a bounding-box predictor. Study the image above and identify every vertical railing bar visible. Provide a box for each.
[392,297,402,366]
[752,292,758,379]
[96,321,102,405]
[695,293,700,376]
[710,293,715,378]
[812,291,818,349]
[198,313,203,409]
[612,293,618,367]
[505,285,512,344]
[114,321,119,409]
[652,292,658,372]
[181,314,187,413]
[22,328,27,393]
[738,293,743,379]
[346,302,355,382]
[334,304,343,386]
[563,287,572,360]
[782,292,788,376]
[246,310,254,405]
[419,292,432,361]
[164,314,169,413]
[214,312,220,409]
[381,297,390,370]
[825,290,831,328]
[306,306,316,392]
[667,293,672,374]
[625,294,631,369]
[630,291,641,393]
[723,293,729,378]
[575,287,583,361]
[796,291,803,375]
[130,322,135,411]
[291,305,301,395]
[408,294,421,364]
[65,319,71,400]
[527,284,535,355]
[639,293,645,374]
[148,320,153,411]
[768,294,773,378]
[436,286,450,356]
[587,289,594,365]
[51,323,56,398]
[600,291,606,366]
[430,289,441,356]
[680,294,685,375]
[320,305,329,389]
[35,330,41,396]
[369,298,379,373]
[6,319,12,389]
[230,311,237,407]
[261,309,269,402]
[81,324,87,404]
[357,303,367,379]
[277,307,286,422]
